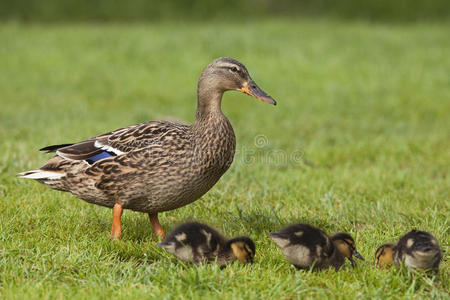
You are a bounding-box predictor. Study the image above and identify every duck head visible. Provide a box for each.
[375,243,395,267]
[198,57,276,108]
[227,236,256,264]
[331,233,365,267]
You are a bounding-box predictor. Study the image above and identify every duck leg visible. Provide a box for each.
[111,203,123,240]
[149,212,165,239]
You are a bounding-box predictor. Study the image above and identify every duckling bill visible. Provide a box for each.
[158,222,255,266]
[19,57,276,240]
[375,230,442,271]
[270,224,364,271]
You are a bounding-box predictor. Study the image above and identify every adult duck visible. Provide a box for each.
[20,57,276,240]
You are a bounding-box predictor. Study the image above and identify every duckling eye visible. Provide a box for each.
[344,239,355,250]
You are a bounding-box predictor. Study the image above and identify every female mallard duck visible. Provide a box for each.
[375,230,442,270]
[158,222,255,266]
[270,224,364,271]
[20,57,276,240]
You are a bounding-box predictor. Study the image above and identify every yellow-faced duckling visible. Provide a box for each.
[158,222,255,266]
[19,58,276,240]
[375,230,442,271]
[269,224,364,271]
[374,243,395,268]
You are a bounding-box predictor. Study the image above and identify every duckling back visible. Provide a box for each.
[158,222,226,265]
[394,230,442,270]
[269,224,335,270]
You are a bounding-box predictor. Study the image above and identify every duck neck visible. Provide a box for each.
[217,242,234,265]
[331,241,347,269]
[195,77,225,122]
[192,77,236,168]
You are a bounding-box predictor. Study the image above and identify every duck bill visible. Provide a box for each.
[349,257,356,268]
[349,251,364,267]
[240,81,277,105]
[354,251,365,261]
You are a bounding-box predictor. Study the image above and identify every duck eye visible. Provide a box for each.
[230,67,238,73]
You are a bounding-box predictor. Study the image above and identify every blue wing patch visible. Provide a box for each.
[86,151,115,164]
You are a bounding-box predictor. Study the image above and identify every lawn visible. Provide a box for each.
[0,19,449,299]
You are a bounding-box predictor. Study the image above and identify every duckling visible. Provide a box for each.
[158,222,255,266]
[376,230,442,270]
[269,224,364,271]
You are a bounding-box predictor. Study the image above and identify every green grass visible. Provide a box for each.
[0,19,449,299]
[2,0,450,22]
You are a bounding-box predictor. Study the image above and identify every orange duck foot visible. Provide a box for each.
[111,203,123,240]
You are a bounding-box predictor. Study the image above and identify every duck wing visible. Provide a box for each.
[41,121,190,162]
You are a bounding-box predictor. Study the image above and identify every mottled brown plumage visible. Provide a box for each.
[20,57,276,239]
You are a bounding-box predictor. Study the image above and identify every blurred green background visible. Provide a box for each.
[1,0,450,22]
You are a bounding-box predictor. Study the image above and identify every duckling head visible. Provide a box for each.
[331,233,364,267]
[375,243,395,267]
[198,57,276,107]
[227,236,256,264]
